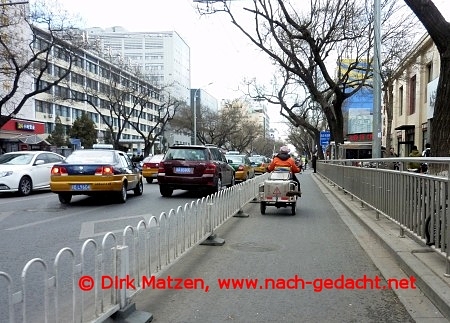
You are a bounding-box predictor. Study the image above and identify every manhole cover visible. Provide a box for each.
[229,241,281,252]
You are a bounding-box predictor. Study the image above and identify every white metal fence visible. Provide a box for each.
[0,173,268,323]
[317,157,450,273]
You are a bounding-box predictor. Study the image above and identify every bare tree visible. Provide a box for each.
[287,126,313,158]
[197,0,419,150]
[171,98,263,151]
[227,116,262,153]
[0,1,80,128]
[251,136,284,157]
[58,54,184,155]
[132,88,186,157]
[402,0,450,157]
[246,68,327,158]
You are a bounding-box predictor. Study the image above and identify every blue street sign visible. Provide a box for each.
[320,131,331,147]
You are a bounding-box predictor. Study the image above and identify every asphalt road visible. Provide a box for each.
[134,171,415,322]
[0,182,208,322]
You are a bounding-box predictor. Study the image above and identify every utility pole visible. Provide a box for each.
[192,82,213,145]
[372,0,382,158]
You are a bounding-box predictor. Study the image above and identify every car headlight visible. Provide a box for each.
[0,171,13,178]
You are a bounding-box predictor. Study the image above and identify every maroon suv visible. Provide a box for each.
[157,145,235,197]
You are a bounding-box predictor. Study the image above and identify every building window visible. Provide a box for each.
[398,86,403,116]
[409,75,416,115]
[425,62,432,102]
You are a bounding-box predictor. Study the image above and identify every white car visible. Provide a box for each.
[0,151,65,196]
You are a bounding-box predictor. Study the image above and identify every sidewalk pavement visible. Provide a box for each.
[312,172,450,322]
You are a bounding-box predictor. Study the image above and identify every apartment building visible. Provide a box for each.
[191,88,218,113]
[85,27,191,104]
[249,100,270,139]
[390,34,439,157]
[0,23,163,154]
[85,27,192,148]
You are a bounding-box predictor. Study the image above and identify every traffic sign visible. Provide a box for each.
[320,131,331,147]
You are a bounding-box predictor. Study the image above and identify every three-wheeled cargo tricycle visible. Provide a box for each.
[258,168,301,215]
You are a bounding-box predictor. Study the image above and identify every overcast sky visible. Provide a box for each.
[53,0,450,97]
[54,0,269,103]
[50,0,450,137]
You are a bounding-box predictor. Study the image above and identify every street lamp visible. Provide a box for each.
[193,82,213,145]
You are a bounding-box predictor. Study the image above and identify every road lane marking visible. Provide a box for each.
[0,193,54,205]
[4,206,106,231]
[79,213,155,240]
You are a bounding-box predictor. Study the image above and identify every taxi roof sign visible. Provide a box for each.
[93,144,114,149]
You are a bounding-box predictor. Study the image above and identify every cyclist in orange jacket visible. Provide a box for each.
[267,146,301,194]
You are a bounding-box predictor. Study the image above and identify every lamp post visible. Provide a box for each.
[372,0,382,158]
[193,82,213,145]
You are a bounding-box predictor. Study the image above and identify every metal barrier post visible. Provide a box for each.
[200,202,225,246]
[234,186,249,217]
[116,245,129,309]
[109,246,153,322]
[445,254,450,278]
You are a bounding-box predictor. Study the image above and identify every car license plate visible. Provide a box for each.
[71,184,90,191]
[174,167,193,174]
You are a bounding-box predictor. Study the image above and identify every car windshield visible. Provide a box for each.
[226,156,245,164]
[0,153,33,165]
[249,156,265,163]
[149,154,164,162]
[165,149,207,161]
[65,150,115,164]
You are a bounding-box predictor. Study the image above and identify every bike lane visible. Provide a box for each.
[131,171,430,322]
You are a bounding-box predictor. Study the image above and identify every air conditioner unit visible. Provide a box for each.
[43,115,47,118]
[66,117,71,122]
[113,126,118,130]
[48,114,53,118]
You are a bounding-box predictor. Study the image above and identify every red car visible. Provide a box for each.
[157,145,235,197]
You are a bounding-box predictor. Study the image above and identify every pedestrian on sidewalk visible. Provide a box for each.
[312,153,317,173]
[408,145,422,173]
[388,147,399,170]
[421,143,431,173]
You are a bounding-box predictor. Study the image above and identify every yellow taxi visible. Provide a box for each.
[249,155,270,175]
[142,154,164,183]
[50,149,143,204]
[225,154,255,182]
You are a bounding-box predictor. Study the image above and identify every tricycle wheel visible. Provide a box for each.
[260,202,266,214]
[291,203,296,215]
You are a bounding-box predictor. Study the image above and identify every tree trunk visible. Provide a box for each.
[430,56,450,157]
[383,80,394,151]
